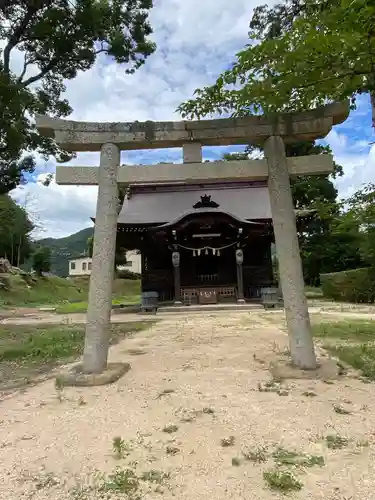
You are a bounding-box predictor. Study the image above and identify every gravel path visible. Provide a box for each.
[0,312,374,500]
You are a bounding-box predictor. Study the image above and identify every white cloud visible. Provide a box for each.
[6,0,375,238]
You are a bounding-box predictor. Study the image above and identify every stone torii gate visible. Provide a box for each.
[36,101,349,386]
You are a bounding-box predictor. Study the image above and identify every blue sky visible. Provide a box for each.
[8,0,375,238]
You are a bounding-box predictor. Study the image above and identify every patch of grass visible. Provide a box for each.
[312,320,375,380]
[220,436,235,447]
[312,320,375,342]
[333,404,351,415]
[112,436,132,459]
[243,446,268,463]
[305,286,323,298]
[263,469,303,492]
[325,434,349,449]
[202,407,215,415]
[56,295,140,314]
[325,343,375,380]
[272,447,324,468]
[162,425,178,434]
[0,321,152,390]
[0,275,85,307]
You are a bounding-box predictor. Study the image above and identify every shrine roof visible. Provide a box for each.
[117,184,272,225]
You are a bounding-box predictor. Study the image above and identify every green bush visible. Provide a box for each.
[320,267,375,303]
[116,269,141,280]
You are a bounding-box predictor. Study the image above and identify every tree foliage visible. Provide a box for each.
[0,194,34,266]
[0,0,155,193]
[32,246,51,276]
[341,183,375,265]
[177,0,375,124]
[222,141,356,285]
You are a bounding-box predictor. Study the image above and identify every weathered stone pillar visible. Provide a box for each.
[264,136,317,369]
[235,248,245,303]
[183,142,202,163]
[82,142,120,374]
[172,250,182,305]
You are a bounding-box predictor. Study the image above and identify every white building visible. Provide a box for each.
[68,251,141,277]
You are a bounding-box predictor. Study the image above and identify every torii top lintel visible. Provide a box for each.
[35,101,349,153]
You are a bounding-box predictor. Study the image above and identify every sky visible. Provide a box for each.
[8,0,375,239]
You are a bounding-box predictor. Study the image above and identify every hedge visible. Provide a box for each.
[320,267,375,303]
[116,269,141,280]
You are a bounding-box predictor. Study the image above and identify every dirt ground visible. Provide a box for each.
[0,311,374,500]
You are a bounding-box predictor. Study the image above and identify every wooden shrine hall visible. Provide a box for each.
[116,179,276,305]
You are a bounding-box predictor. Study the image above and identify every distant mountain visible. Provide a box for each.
[38,227,94,277]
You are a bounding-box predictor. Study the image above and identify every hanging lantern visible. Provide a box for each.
[205,248,208,255]
[193,249,196,257]
[198,249,201,256]
[217,249,220,256]
[212,248,216,256]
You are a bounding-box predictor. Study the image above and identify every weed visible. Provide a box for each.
[157,389,175,399]
[277,389,289,396]
[220,436,235,447]
[272,447,324,468]
[34,473,59,490]
[140,470,170,484]
[100,468,140,499]
[54,377,64,402]
[162,425,178,434]
[258,379,283,393]
[333,404,351,415]
[325,434,349,449]
[243,446,268,463]
[77,396,86,406]
[356,439,369,448]
[202,407,215,415]
[263,469,303,492]
[302,391,317,397]
[232,457,241,466]
[166,446,180,455]
[112,436,132,459]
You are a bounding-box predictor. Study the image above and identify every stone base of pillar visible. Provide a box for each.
[55,362,131,387]
[174,301,183,306]
[237,298,246,304]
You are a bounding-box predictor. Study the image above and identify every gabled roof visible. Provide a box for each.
[117,185,272,225]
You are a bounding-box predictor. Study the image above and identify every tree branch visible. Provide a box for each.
[17,54,30,83]
[3,6,37,74]
[20,59,58,87]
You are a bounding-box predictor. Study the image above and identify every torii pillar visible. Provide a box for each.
[265,136,315,368]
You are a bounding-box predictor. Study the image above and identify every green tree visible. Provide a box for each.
[343,183,375,265]
[0,194,34,265]
[177,0,375,125]
[32,246,51,276]
[0,0,155,194]
[222,141,362,284]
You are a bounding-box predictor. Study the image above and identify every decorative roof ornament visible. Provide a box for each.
[193,194,220,209]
